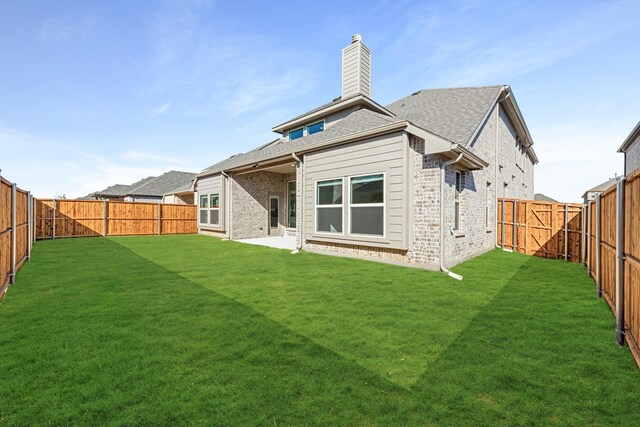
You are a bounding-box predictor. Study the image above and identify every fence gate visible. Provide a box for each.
[497,199,583,262]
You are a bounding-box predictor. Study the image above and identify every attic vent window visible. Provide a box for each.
[307,121,324,135]
[289,128,303,140]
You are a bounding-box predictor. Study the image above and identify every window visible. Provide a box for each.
[307,121,324,135]
[209,194,220,225]
[486,182,492,228]
[316,179,343,233]
[287,181,296,228]
[289,128,303,140]
[350,174,384,236]
[199,195,208,224]
[454,172,463,231]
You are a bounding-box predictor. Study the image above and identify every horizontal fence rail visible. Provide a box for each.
[0,171,35,302]
[498,168,640,367]
[497,198,583,262]
[35,199,197,240]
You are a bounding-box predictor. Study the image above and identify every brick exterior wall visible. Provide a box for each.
[625,134,640,176]
[230,171,295,240]
[408,137,441,266]
[440,105,535,267]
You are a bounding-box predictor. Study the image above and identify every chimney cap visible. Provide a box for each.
[352,34,362,43]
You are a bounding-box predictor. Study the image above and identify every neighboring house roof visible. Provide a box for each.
[91,177,156,198]
[128,171,197,197]
[618,121,640,153]
[386,86,503,146]
[88,171,196,199]
[534,193,558,202]
[164,180,195,196]
[582,177,618,198]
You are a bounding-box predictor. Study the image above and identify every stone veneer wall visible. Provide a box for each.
[230,171,295,240]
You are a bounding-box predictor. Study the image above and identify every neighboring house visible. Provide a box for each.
[582,177,618,204]
[195,35,538,270]
[86,171,197,203]
[534,193,558,202]
[163,180,196,205]
[618,121,640,176]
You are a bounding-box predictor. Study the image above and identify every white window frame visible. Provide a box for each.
[314,178,344,235]
[198,194,209,225]
[209,193,220,226]
[306,120,325,136]
[454,171,463,231]
[287,180,296,229]
[288,120,326,141]
[289,127,304,141]
[347,172,386,238]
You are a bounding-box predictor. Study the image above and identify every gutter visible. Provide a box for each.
[440,153,464,280]
[291,153,303,253]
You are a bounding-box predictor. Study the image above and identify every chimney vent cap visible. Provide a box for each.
[352,34,362,43]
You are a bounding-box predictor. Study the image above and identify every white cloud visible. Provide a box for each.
[0,127,199,199]
[122,150,187,164]
[40,15,95,44]
[532,122,626,202]
[149,101,171,116]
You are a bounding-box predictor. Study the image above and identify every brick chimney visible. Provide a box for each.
[341,34,371,99]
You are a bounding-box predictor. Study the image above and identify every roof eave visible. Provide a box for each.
[271,95,395,134]
[618,121,640,153]
[408,124,488,171]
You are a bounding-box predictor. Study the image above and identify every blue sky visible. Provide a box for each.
[1,0,639,201]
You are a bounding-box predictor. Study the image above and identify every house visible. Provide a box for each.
[534,193,558,202]
[163,180,196,205]
[87,171,197,203]
[582,177,618,204]
[195,35,538,271]
[618,121,640,176]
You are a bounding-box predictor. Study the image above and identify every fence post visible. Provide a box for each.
[52,198,56,239]
[103,200,107,236]
[27,192,32,261]
[581,205,586,265]
[10,184,17,284]
[586,202,591,273]
[615,177,626,346]
[595,193,602,297]
[564,203,569,261]
[501,199,505,249]
[157,203,162,235]
[513,199,518,252]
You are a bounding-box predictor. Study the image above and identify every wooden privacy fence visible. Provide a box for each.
[0,172,35,301]
[497,198,583,261]
[584,169,640,366]
[35,199,197,239]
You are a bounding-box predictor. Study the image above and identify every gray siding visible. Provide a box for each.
[303,131,407,250]
[196,174,225,231]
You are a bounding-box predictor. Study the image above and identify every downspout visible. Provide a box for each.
[440,153,464,280]
[291,153,303,252]
[494,89,510,246]
[221,171,232,240]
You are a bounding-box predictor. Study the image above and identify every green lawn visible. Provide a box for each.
[0,235,638,426]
